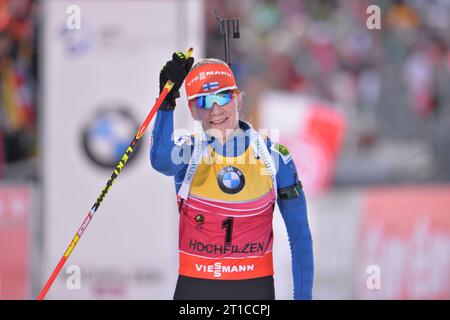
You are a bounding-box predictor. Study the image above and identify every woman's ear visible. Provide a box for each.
[237,99,243,113]
[235,91,243,113]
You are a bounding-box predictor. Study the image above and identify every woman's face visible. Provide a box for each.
[189,94,242,143]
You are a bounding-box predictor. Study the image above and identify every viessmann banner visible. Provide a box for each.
[42,0,203,299]
[356,186,450,299]
[308,186,450,299]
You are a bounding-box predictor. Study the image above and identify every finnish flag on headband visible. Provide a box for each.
[202,82,219,92]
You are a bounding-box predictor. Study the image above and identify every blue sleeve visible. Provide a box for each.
[271,142,314,300]
[149,110,190,178]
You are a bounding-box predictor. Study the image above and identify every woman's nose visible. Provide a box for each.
[209,103,222,114]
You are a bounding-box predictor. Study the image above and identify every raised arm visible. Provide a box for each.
[149,52,194,176]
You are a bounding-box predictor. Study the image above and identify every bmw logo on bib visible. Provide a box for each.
[217,166,245,194]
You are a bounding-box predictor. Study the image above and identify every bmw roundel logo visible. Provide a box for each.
[81,105,141,169]
[217,166,245,194]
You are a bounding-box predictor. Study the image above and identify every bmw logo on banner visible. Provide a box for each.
[217,166,245,194]
[81,105,141,169]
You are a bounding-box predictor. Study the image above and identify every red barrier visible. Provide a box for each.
[357,186,450,299]
[0,186,30,299]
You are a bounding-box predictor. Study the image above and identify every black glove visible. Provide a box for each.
[159,51,194,110]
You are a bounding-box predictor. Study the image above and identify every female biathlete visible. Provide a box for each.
[150,52,314,300]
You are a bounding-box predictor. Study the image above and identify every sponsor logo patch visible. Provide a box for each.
[217,166,245,194]
[271,142,292,164]
[195,263,255,278]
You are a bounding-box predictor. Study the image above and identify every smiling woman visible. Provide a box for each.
[149,52,314,300]
[186,58,243,144]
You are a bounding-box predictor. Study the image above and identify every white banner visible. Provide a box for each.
[42,0,204,299]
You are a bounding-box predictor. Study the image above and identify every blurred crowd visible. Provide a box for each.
[205,0,450,183]
[0,0,38,179]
